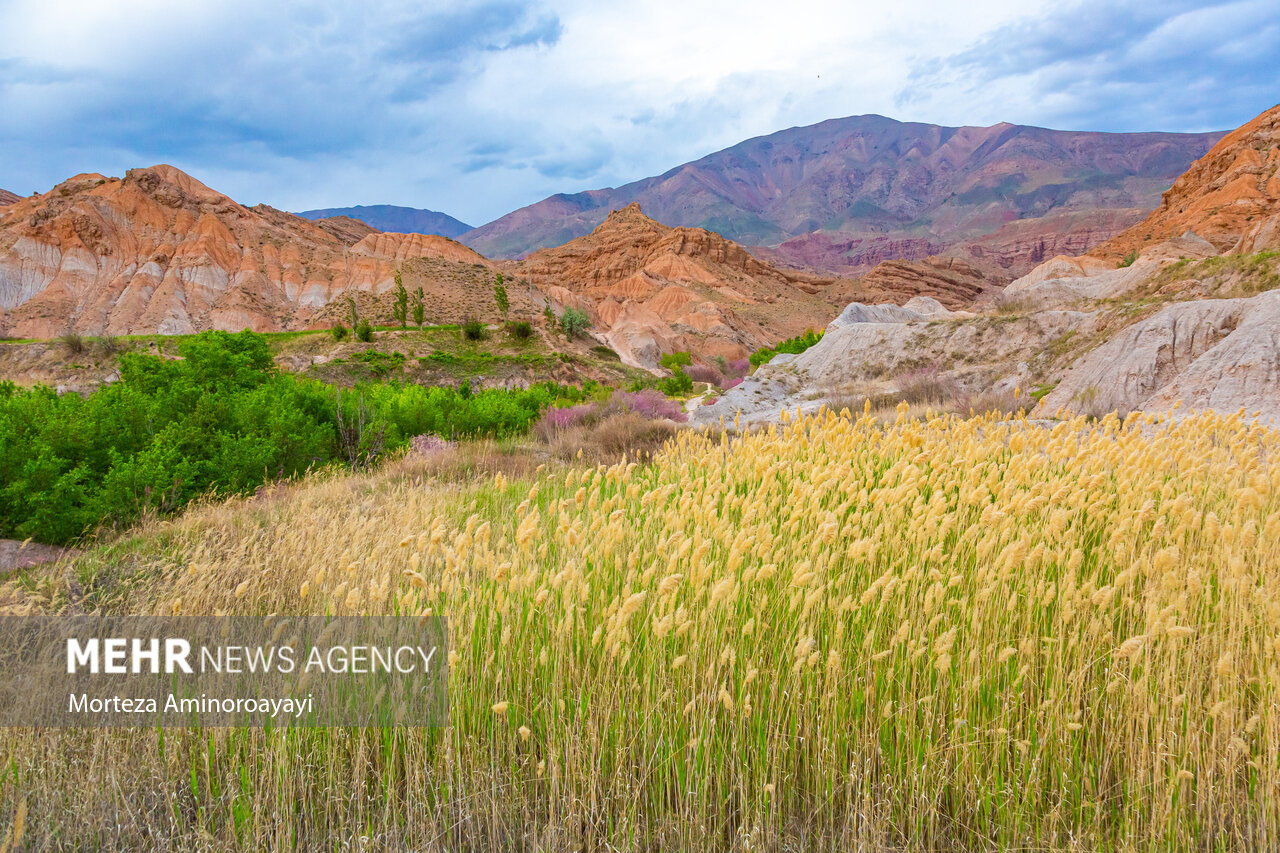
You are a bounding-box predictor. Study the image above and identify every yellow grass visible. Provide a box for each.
[2,406,1279,850]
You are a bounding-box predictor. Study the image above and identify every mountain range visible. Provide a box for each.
[295,204,472,239]
[459,115,1222,277]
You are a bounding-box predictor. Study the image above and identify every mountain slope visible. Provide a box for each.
[296,204,473,239]
[0,166,498,338]
[0,189,20,206]
[1092,104,1280,259]
[463,115,1222,276]
[512,203,854,367]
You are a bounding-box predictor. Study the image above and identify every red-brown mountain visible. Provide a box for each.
[461,115,1222,278]
[0,165,497,338]
[0,189,20,206]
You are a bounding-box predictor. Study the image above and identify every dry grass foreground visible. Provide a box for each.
[2,407,1279,850]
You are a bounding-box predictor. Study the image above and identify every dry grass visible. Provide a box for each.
[2,409,1279,850]
[540,411,679,464]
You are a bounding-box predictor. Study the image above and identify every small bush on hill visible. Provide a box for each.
[506,320,534,341]
[750,329,823,367]
[462,319,486,341]
[60,331,85,354]
[559,307,591,338]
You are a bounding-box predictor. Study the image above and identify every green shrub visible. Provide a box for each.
[507,320,534,341]
[354,320,375,342]
[658,369,693,396]
[1117,251,1138,269]
[331,323,349,342]
[749,328,823,367]
[462,319,486,341]
[0,330,584,545]
[559,307,591,338]
[659,351,691,370]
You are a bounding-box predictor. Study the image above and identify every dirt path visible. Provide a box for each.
[0,539,77,573]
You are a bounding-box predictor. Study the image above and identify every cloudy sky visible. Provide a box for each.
[2,0,1277,225]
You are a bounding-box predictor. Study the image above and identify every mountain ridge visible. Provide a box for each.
[460,114,1223,277]
[296,204,473,239]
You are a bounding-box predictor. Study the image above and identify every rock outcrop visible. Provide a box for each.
[0,189,19,207]
[1038,290,1280,424]
[855,256,993,309]
[0,165,498,338]
[1094,104,1280,259]
[515,203,852,368]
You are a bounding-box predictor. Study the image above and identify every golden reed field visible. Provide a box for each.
[3,406,1279,851]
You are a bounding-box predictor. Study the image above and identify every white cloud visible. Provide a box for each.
[0,0,1273,224]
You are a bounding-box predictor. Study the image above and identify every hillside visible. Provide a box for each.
[462,115,1222,277]
[296,204,473,239]
[513,203,857,367]
[0,189,19,206]
[1092,103,1280,259]
[0,166,502,338]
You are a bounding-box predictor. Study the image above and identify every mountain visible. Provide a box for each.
[296,204,473,239]
[0,189,20,206]
[512,203,856,367]
[462,115,1222,277]
[0,165,498,338]
[1092,104,1280,260]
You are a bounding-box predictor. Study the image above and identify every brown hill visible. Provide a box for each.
[0,166,501,338]
[515,203,852,367]
[855,257,992,309]
[1094,104,1280,260]
[0,189,19,207]
[463,115,1222,279]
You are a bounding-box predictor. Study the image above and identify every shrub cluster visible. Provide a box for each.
[749,328,823,367]
[0,330,581,544]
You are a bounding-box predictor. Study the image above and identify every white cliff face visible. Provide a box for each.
[1039,290,1280,424]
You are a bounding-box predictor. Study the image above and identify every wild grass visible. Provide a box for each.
[2,408,1279,850]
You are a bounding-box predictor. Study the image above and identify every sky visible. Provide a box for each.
[1,0,1277,226]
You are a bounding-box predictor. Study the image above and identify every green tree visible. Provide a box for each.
[392,270,409,329]
[659,351,692,371]
[494,274,509,321]
[559,306,591,339]
[411,287,425,328]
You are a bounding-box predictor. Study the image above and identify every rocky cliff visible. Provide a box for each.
[0,166,498,338]
[1094,104,1280,259]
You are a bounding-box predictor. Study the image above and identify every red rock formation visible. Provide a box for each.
[0,189,20,207]
[517,204,849,367]
[0,166,498,338]
[856,257,993,309]
[1094,104,1280,259]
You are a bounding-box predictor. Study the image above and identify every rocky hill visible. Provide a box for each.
[0,189,19,207]
[1092,104,1280,259]
[296,204,473,239]
[513,203,855,367]
[462,115,1222,278]
[0,166,500,338]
